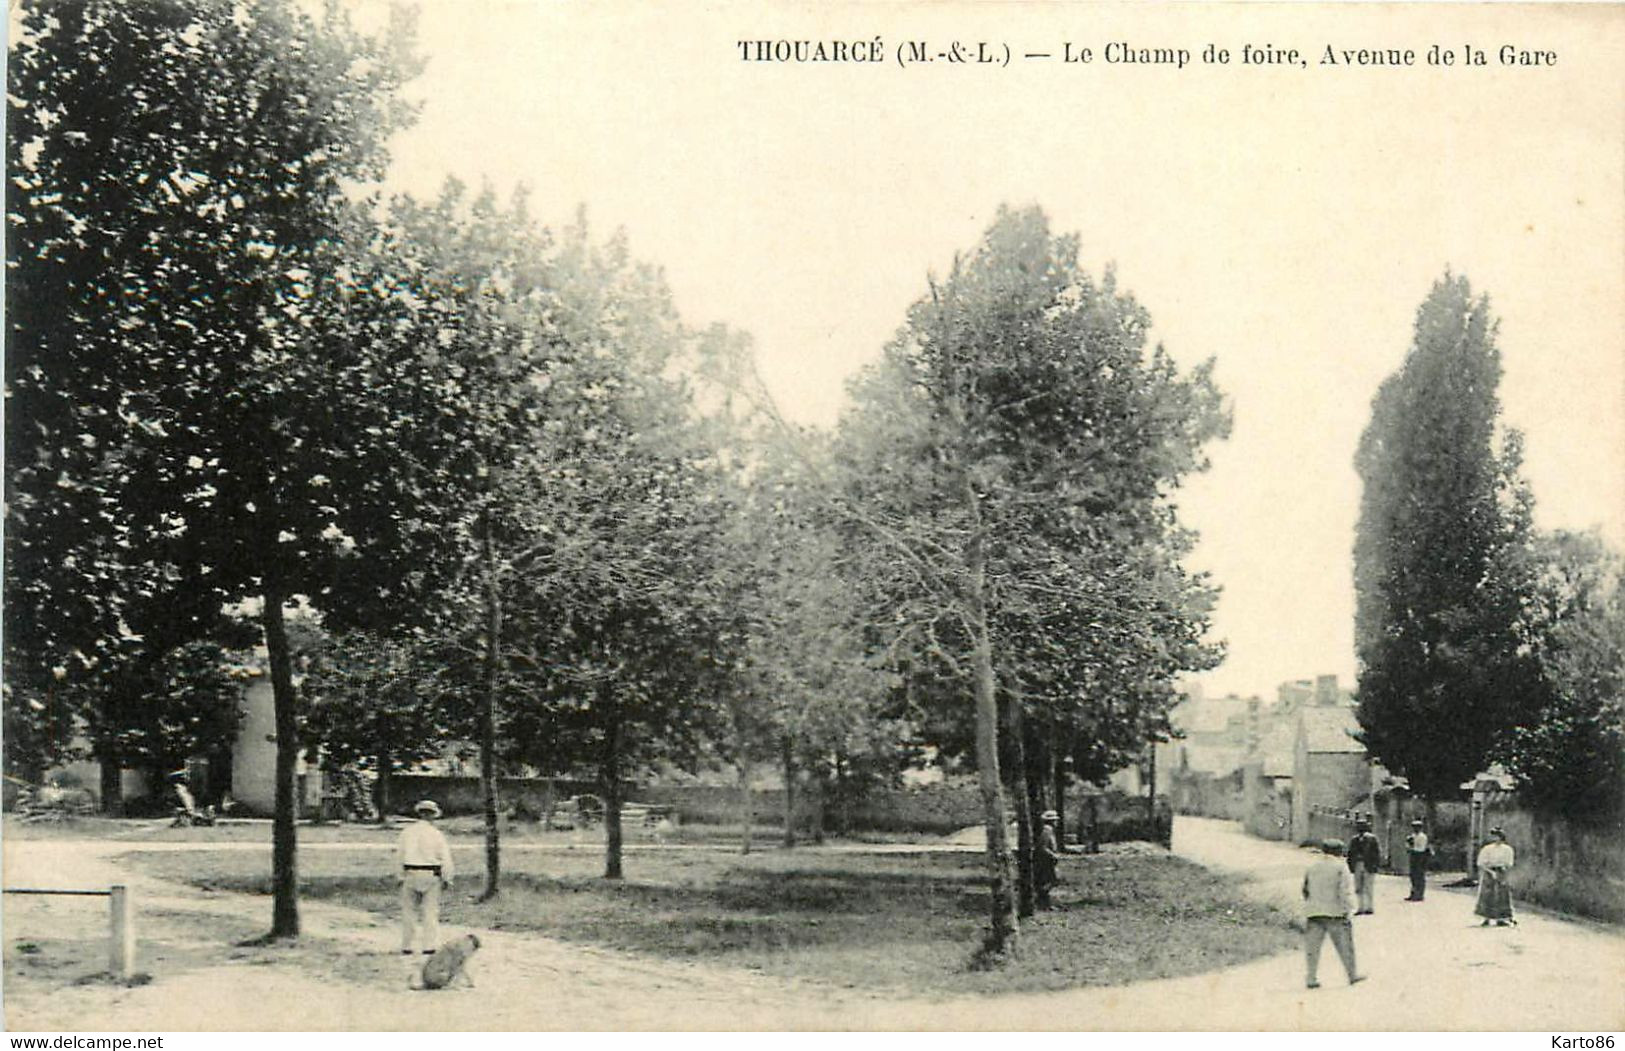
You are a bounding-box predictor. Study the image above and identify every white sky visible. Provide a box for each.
[368,1,1624,700]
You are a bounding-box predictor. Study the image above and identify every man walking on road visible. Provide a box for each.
[1348,815,1382,915]
[1404,819,1430,901]
[1302,838,1366,989]
[399,799,455,987]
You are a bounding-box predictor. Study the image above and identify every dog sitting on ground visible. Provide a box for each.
[419,933,481,990]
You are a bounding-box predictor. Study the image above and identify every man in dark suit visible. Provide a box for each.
[1347,814,1382,915]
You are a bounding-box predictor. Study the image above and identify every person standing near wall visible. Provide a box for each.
[1348,814,1382,915]
[1302,838,1366,989]
[1404,818,1431,901]
[398,799,455,987]
[1474,827,1517,927]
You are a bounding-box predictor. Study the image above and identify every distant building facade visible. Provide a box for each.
[1171,673,1375,843]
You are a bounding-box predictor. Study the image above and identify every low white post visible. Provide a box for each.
[109,884,135,978]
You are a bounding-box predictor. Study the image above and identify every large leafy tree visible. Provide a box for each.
[998,526,1222,904]
[7,0,444,938]
[693,334,924,851]
[493,436,734,878]
[835,206,1227,955]
[2,680,83,787]
[87,640,246,788]
[383,206,737,884]
[1353,275,1538,802]
[1495,531,1625,824]
[300,627,458,819]
[353,182,571,898]
[724,444,900,848]
[497,394,734,880]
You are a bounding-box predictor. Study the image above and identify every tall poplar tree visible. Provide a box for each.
[1353,274,1537,802]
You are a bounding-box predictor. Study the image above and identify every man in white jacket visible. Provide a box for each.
[1302,838,1366,989]
[398,799,455,986]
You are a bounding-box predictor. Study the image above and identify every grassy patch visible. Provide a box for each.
[3,901,412,1008]
[1508,868,1625,925]
[3,906,259,994]
[131,844,1294,996]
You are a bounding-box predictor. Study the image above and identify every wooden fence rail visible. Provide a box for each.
[3,884,135,978]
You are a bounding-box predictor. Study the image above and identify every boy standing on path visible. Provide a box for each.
[1302,838,1366,989]
[1348,815,1382,915]
[398,799,455,987]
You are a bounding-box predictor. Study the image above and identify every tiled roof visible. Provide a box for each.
[1174,698,1252,734]
[1299,706,1365,754]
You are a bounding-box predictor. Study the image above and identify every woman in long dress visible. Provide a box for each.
[1475,827,1516,926]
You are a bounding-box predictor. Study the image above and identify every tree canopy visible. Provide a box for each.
[1495,531,1625,824]
[7,0,432,937]
[834,206,1228,952]
[1353,274,1537,800]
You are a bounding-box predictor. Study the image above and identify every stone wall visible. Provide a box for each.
[382,776,992,835]
[636,783,822,829]
[1168,769,1245,820]
[1481,802,1625,923]
[1291,752,1371,843]
[847,781,986,833]
[1242,763,1293,841]
[634,780,984,834]
[377,774,1206,847]
[389,774,606,819]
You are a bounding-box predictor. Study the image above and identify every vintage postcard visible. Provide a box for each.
[4,0,1622,1036]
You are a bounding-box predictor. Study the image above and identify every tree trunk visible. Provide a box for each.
[538,779,556,830]
[478,526,502,901]
[602,695,624,880]
[781,735,797,849]
[739,759,753,856]
[966,508,1018,956]
[98,757,123,817]
[835,750,852,837]
[373,747,392,822]
[261,583,300,939]
[1026,769,1045,834]
[1003,695,1034,919]
[1027,719,1050,810]
[812,772,827,845]
[95,676,131,816]
[1146,739,1157,818]
[1425,797,1439,865]
[1051,731,1067,849]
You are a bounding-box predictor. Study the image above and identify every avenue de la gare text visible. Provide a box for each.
[733,37,1558,70]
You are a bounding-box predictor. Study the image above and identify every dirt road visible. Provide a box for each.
[4,820,1620,1030]
[1171,816,1625,1030]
